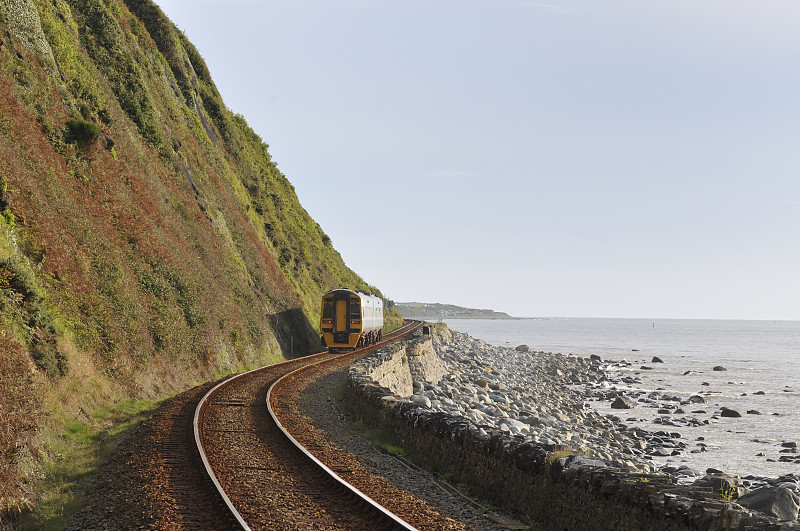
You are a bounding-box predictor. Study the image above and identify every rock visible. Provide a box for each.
[713,365,727,371]
[514,344,530,352]
[589,354,602,362]
[686,395,706,404]
[737,486,800,521]
[754,390,766,395]
[410,394,431,408]
[611,397,637,409]
[651,356,664,363]
[720,407,742,418]
[782,442,797,449]
[747,410,761,415]
[640,366,653,370]
[693,473,749,499]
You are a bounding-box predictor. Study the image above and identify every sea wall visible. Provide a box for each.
[354,336,447,401]
[347,334,799,530]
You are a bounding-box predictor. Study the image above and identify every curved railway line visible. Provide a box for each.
[193,320,427,530]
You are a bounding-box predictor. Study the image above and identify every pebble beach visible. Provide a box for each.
[417,327,800,495]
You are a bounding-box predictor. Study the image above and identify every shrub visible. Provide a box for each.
[65,118,100,143]
[0,257,67,377]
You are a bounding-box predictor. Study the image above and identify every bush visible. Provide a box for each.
[65,118,100,143]
[0,257,67,377]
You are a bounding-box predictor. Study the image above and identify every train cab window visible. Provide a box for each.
[322,301,333,318]
[350,300,360,318]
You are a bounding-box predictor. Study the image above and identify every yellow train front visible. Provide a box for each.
[320,289,383,351]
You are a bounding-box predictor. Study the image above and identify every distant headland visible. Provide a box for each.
[395,302,514,320]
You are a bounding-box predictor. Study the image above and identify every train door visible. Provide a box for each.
[335,299,348,333]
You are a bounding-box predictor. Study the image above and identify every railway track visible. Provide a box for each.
[194,320,424,530]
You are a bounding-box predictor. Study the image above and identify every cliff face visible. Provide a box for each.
[0,0,391,515]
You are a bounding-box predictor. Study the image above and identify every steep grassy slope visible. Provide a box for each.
[0,0,400,520]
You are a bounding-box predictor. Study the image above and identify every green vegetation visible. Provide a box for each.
[395,301,513,320]
[354,423,408,458]
[544,447,576,468]
[719,482,736,501]
[0,256,66,378]
[18,398,159,531]
[64,119,100,143]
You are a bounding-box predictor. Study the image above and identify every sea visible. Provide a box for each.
[442,317,800,479]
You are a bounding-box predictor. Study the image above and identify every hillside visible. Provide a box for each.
[0,0,401,522]
[396,302,513,320]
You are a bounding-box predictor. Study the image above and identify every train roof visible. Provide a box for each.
[322,289,382,302]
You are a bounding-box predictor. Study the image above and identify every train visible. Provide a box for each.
[320,289,383,351]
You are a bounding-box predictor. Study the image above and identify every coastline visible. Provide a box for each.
[348,327,800,527]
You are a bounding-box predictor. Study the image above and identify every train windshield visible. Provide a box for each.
[322,301,333,318]
[350,299,360,318]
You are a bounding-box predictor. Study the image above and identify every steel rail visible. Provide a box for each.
[193,320,422,530]
[266,319,422,531]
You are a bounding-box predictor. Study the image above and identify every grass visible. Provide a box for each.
[17,398,159,531]
[332,383,347,401]
[545,447,575,468]
[719,482,736,501]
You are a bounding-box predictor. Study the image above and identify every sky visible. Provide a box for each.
[155,0,800,320]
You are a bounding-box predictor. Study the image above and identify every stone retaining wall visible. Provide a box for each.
[348,339,798,530]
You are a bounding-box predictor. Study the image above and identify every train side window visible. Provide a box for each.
[322,302,333,318]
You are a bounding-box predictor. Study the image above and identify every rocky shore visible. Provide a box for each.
[419,329,654,472]
[349,325,800,526]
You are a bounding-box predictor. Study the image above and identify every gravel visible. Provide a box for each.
[299,365,530,531]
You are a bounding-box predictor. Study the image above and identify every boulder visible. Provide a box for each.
[737,486,800,521]
[747,410,762,415]
[514,344,530,352]
[713,365,727,371]
[720,407,742,418]
[686,395,706,404]
[693,473,749,500]
[652,356,664,363]
[409,394,431,408]
[589,354,602,362]
[611,397,636,409]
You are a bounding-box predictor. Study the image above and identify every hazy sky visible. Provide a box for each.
[155,0,800,320]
